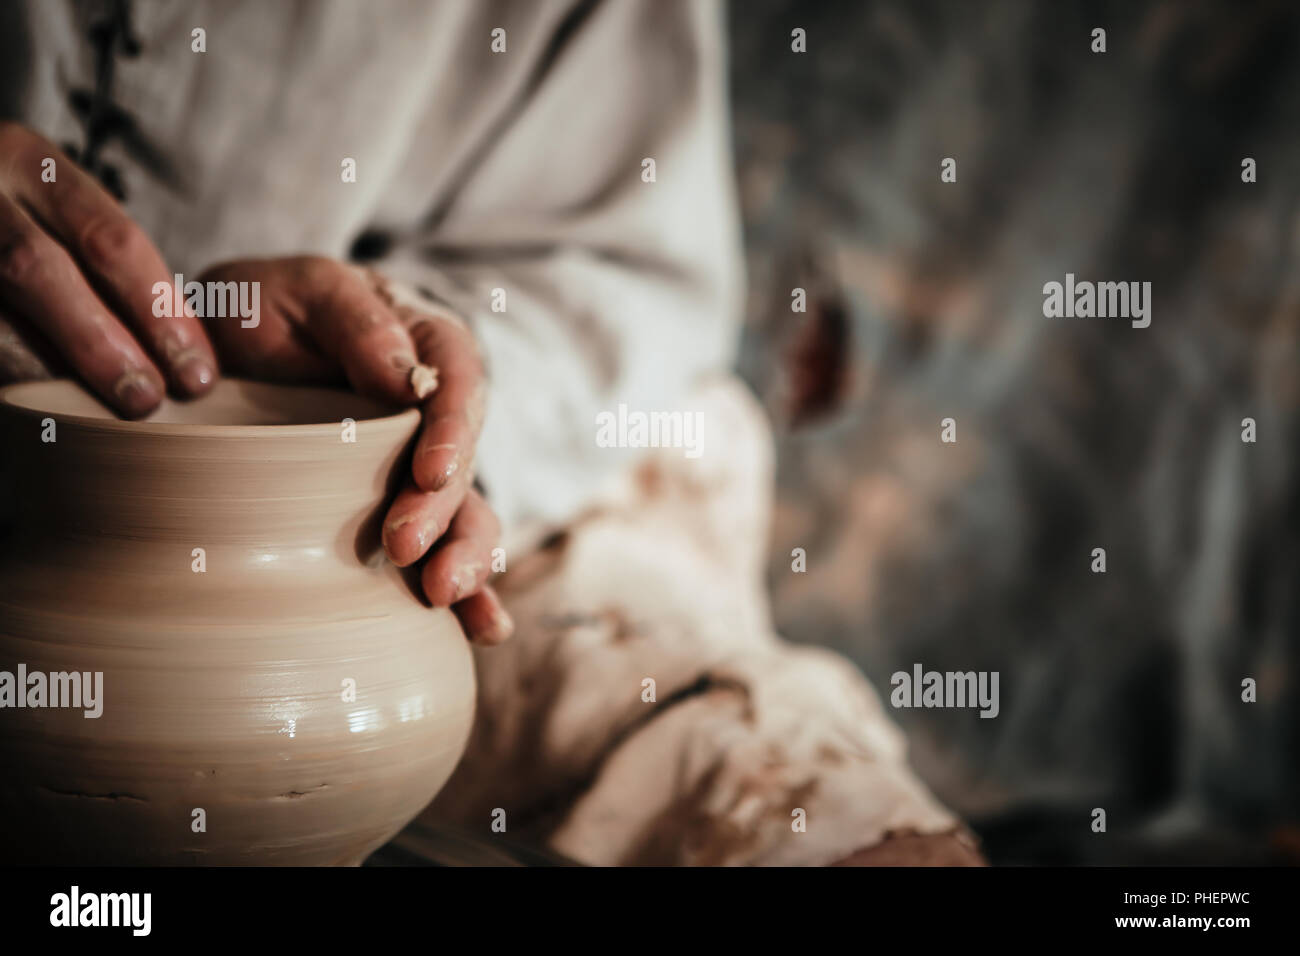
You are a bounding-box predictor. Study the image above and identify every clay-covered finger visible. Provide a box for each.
[452,585,514,645]
[12,134,217,396]
[380,472,472,568]
[406,313,485,492]
[419,489,500,606]
[298,259,434,406]
[0,197,165,416]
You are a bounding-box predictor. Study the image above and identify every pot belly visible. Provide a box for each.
[0,558,475,865]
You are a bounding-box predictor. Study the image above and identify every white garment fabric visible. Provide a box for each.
[429,378,957,865]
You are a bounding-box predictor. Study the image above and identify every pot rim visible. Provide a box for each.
[0,378,422,439]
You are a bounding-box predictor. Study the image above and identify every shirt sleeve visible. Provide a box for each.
[371,0,744,541]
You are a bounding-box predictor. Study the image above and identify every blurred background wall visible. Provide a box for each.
[727,0,1300,864]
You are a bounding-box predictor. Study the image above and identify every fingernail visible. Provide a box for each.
[422,445,458,490]
[451,562,483,602]
[382,513,427,561]
[113,369,162,417]
[434,458,458,490]
[486,605,515,643]
[173,353,215,394]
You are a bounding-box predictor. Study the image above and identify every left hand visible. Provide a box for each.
[197,255,513,645]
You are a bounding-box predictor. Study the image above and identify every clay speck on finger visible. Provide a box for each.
[409,362,439,400]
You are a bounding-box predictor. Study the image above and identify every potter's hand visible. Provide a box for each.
[197,256,513,645]
[0,122,217,415]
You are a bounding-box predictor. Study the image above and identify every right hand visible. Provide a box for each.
[0,122,217,416]
[197,256,514,645]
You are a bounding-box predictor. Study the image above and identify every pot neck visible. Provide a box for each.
[1,416,418,551]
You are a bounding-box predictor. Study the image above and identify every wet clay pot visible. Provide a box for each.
[0,379,475,865]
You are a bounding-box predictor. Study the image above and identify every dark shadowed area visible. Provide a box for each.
[728,0,1300,864]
